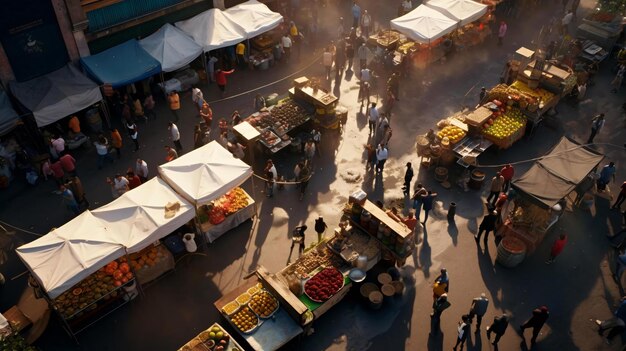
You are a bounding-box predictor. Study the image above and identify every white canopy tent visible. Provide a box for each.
[139,23,203,72]
[175,9,247,52]
[425,0,488,26]
[16,178,195,299]
[158,141,253,205]
[90,177,195,253]
[390,4,458,43]
[16,211,127,299]
[224,0,283,39]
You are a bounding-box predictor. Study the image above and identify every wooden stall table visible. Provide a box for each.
[178,322,245,351]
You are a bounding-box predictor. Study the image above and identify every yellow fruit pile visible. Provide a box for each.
[231,306,258,333]
[214,187,249,216]
[222,300,240,316]
[482,108,526,140]
[248,290,279,318]
[509,81,554,104]
[437,125,466,144]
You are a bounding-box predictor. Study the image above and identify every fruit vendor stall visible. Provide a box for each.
[158,142,256,243]
[15,177,196,340]
[289,76,340,130]
[496,137,604,267]
[178,323,245,351]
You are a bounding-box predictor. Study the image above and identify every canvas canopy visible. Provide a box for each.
[512,137,604,208]
[390,4,458,43]
[158,141,252,205]
[80,39,162,88]
[0,90,18,135]
[425,0,488,26]
[176,9,247,52]
[90,177,195,253]
[139,24,203,72]
[16,178,194,298]
[16,211,127,299]
[224,0,283,39]
[9,64,102,128]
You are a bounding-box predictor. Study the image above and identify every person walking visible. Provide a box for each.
[412,184,428,220]
[545,233,568,264]
[207,53,218,83]
[346,41,355,71]
[498,21,507,46]
[311,129,321,157]
[110,129,122,159]
[215,68,235,97]
[314,217,328,242]
[421,190,438,225]
[143,93,156,120]
[126,120,139,151]
[360,10,371,37]
[453,314,471,351]
[60,184,80,215]
[168,91,181,122]
[164,145,178,162]
[561,11,573,34]
[168,122,183,154]
[50,134,66,159]
[597,161,616,191]
[135,158,148,182]
[365,144,376,171]
[468,293,489,331]
[486,313,509,345]
[611,65,626,93]
[475,210,498,244]
[612,181,626,209]
[431,293,451,334]
[500,163,514,192]
[94,135,114,170]
[297,161,311,201]
[487,172,505,207]
[367,103,378,135]
[126,171,142,190]
[66,175,89,209]
[235,42,246,68]
[193,125,205,149]
[191,86,204,113]
[322,46,333,80]
[108,174,130,199]
[357,43,368,71]
[520,306,550,346]
[587,113,605,143]
[291,225,307,254]
[335,40,347,75]
[351,1,361,28]
[200,101,213,129]
[375,143,388,174]
[403,162,414,197]
[281,34,292,62]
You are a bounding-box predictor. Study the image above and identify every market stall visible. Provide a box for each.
[175,9,246,52]
[497,137,604,267]
[425,0,488,26]
[289,76,338,129]
[139,23,203,73]
[178,322,244,351]
[158,141,256,243]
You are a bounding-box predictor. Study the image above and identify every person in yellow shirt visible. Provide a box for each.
[110,129,122,159]
[68,116,80,137]
[168,91,180,121]
[289,21,298,39]
[236,42,246,68]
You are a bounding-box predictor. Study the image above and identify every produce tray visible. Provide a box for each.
[249,289,280,320]
[227,307,263,335]
[298,275,351,311]
[302,267,346,303]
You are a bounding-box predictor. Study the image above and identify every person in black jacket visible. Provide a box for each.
[314,217,327,242]
[453,314,471,351]
[475,210,498,244]
[520,306,549,346]
[487,313,509,345]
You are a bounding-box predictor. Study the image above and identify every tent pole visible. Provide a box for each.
[202,52,209,87]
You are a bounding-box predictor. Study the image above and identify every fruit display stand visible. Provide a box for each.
[480,105,527,150]
[196,187,256,243]
[288,76,339,130]
[214,268,304,351]
[127,243,175,285]
[178,323,244,351]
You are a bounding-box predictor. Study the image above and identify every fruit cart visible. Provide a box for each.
[159,142,257,244]
[497,137,604,267]
[178,322,244,351]
[288,77,339,130]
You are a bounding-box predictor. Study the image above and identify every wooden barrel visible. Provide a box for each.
[360,282,378,300]
[377,273,392,285]
[391,281,405,296]
[496,236,527,268]
[468,169,486,190]
[434,167,448,182]
[381,284,395,298]
[368,291,384,309]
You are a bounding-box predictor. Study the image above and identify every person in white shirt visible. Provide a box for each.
[322,46,334,80]
[361,10,372,37]
[108,174,129,198]
[135,158,149,182]
[367,102,379,135]
[168,121,183,154]
[402,0,412,14]
[207,54,218,83]
[281,34,292,61]
[357,43,369,70]
[191,87,203,111]
[51,135,65,158]
[561,11,573,34]
[375,144,388,174]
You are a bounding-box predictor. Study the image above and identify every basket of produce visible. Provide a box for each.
[229,306,260,334]
[481,107,526,149]
[436,125,466,145]
[248,290,279,319]
[304,267,345,303]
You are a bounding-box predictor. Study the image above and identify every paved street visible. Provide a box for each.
[1,0,626,350]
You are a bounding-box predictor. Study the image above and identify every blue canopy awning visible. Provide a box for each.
[80,39,162,88]
[0,90,19,135]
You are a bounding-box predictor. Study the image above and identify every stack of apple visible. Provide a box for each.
[482,107,526,141]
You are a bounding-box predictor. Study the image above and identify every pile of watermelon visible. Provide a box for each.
[304,268,343,302]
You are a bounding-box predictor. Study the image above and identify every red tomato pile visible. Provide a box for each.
[304,268,343,302]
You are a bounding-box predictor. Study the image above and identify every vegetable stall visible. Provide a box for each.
[496,137,604,267]
[15,178,196,340]
[158,141,256,244]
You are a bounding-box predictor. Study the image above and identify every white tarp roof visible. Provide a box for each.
[16,211,127,299]
[91,177,195,253]
[139,23,203,72]
[9,64,102,127]
[16,178,195,298]
[390,4,458,43]
[159,141,253,204]
[224,0,283,39]
[426,0,488,26]
[175,9,247,52]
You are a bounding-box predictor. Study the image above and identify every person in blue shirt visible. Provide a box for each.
[351,1,361,28]
[598,162,616,191]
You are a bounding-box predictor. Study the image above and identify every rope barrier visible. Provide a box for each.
[0,221,43,237]
[252,172,313,185]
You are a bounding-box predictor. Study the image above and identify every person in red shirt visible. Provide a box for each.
[612,181,626,210]
[126,171,142,190]
[402,210,418,232]
[59,154,77,176]
[49,161,65,185]
[215,68,235,97]
[500,164,514,192]
[545,233,567,264]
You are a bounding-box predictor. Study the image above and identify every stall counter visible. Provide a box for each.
[200,190,256,243]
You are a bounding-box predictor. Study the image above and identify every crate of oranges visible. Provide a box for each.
[230,306,260,334]
[248,290,279,319]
